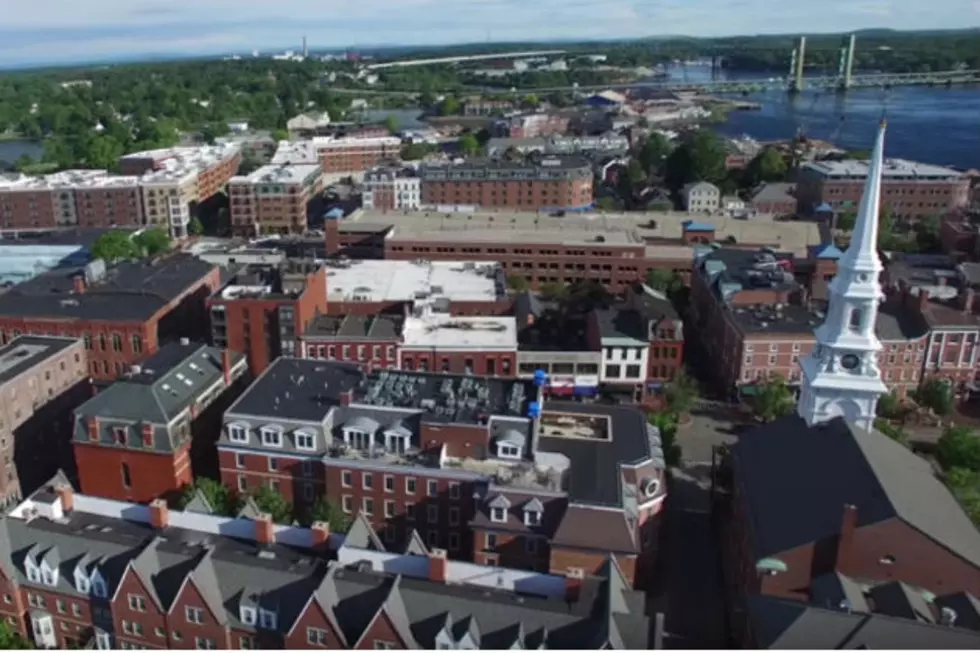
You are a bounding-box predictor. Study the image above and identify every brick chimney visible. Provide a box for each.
[56,485,74,513]
[339,389,353,406]
[72,275,86,295]
[565,567,585,602]
[428,548,448,583]
[834,504,858,572]
[87,417,99,442]
[149,498,169,529]
[325,217,340,255]
[255,513,275,545]
[221,349,233,386]
[310,521,330,548]
[961,289,976,314]
[142,424,154,447]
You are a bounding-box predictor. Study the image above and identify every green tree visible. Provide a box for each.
[458,133,480,156]
[178,478,239,516]
[637,133,672,174]
[201,122,230,144]
[936,425,980,473]
[438,96,461,116]
[743,146,788,187]
[91,230,139,262]
[748,377,794,422]
[272,129,290,142]
[0,621,31,649]
[134,227,172,255]
[85,134,125,169]
[873,418,910,448]
[914,215,942,252]
[626,159,647,186]
[915,377,955,416]
[252,485,293,525]
[384,115,400,134]
[836,211,857,231]
[648,411,682,466]
[188,217,204,236]
[538,282,566,300]
[664,368,699,416]
[520,94,540,109]
[309,497,352,534]
[645,268,683,295]
[595,196,623,211]
[506,275,530,292]
[876,391,902,420]
[14,153,35,172]
[664,130,728,191]
[401,142,434,160]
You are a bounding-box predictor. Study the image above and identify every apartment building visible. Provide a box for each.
[0,254,220,383]
[228,164,325,237]
[492,113,570,139]
[462,96,516,116]
[419,157,593,212]
[207,261,328,377]
[271,137,402,174]
[71,340,247,503]
[0,170,142,231]
[796,157,969,221]
[485,134,630,157]
[0,336,88,507]
[361,167,421,212]
[681,182,720,213]
[321,259,510,317]
[301,314,402,371]
[398,311,518,377]
[218,359,667,586]
[0,478,649,650]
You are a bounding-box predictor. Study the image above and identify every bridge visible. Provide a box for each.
[365,50,566,71]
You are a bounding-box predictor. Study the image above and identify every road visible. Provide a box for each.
[648,401,741,648]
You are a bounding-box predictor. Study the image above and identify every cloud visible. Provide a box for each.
[0,0,975,66]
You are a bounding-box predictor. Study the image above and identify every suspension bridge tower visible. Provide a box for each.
[788,36,806,93]
[837,34,857,91]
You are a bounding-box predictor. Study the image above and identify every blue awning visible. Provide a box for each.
[682,220,715,232]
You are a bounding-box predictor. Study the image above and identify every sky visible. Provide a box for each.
[1,0,978,67]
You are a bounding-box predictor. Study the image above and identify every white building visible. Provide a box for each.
[681,181,720,212]
[362,167,421,211]
[798,121,890,432]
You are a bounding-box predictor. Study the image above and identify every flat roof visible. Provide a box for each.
[136,143,240,185]
[0,336,78,386]
[270,140,319,165]
[401,315,518,351]
[324,259,506,303]
[232,163,322,185]
[802,158,964,181]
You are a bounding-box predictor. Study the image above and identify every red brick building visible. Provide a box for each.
[0,170,143,231]
[748,182,798,216]
[317,137,402,174]
[300,314,401,370]
[208,261,328,377]
[217,359,666,587]
[228,164,325,237]
[492,113,570,139]
[71,341,247,503]
[0,253,220,383]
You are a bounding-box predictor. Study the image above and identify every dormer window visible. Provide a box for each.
[294,429,316,451]
[258,608,277,630]
[495,429,526,460]
[488,495,511,524]
[228,423,249,444]
[91,570,107,598]
[261,426,283,447]
[240,607,256,626]
[74,572,90,594]
[25,558,40,583]
[523,498,544,527]
[40,563,57,587]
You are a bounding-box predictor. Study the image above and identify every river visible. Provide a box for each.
[0,139,43,169]
[663,64,979,170]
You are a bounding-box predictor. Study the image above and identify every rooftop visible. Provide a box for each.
[400,315,518,351]
[231,163,322,185]
[0,336,79,386]
[323,259,506,304]
[802,157,964,181]
[270,140,319,165]
[213,260,322,301]
[127,143,241,185]
[420,155,593,177]
[304,314,402,340]
[0,253,217,322]
[0,169,140,191]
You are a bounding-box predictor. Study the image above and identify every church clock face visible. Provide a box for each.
[841,354,861,370]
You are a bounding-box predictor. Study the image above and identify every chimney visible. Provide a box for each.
[565,567,585,602]
[255,513,275,545]
[325,217,340,255]
[56,485,74,514]
[310,521,330,547]
[339,389,353,406]
[87,417,99,442]
[222,349,233,386]
[428,548,448,583]
[917,288,931,311]
[149,498,169,529]
[961,288,976,314]
[142,424,154,447]
[72,275,86,294]
[834,504,858,572]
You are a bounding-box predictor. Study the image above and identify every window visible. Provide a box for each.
[448,532,460,550]
[427,504,439,523]
[342,470,352,488]
[374,642,395,650]
[239,607,256,626]
[185,606,205,624]
[342,495,353,513]
[406,478,416,494]
[307,628,328,646]
[195,637,216,650]
[239,636,254,649]
[128,595,146,612]
[385,500,395,518]
[238,476,247,492]
[427,480,438,497]
[405,502,415,520]
[491,507,506,523]
[526,538,538,554]
[121,463,132,489]
[625,364,641,379]
[258,609,277,630]
[261,427,282,447]
[92,575,107,598]
[363,497,374,516]
[384,475,395,492]
[295,430,315,450]
[486,533,498,549]
[448,482,460,500]
[301,460,313,478]
[96,632,112,650]
[268,458,278,472]
[497,443,521,459]
[362,473,373,490]
[228,424,248,443]
[56,599,65,614]
[849,308,862,332]
[524,510,541,527]
[449,506,460,526]
[236,453,246,469]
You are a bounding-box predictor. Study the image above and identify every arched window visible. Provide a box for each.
[849,308,862,332]
[121,463,132,489]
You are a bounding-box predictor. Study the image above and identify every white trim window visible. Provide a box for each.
[497,443,521,459]
[258,608,277,630]
[239,607,256,626]
[228,423,249,443]
[261,425,283,447]
[295,429,316,451]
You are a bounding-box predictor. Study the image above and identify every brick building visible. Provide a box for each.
[271,137,402,174]
[796,158,969,221]
[718,416,980,644]
[208,261,328,377]
[0,170,143,231]
[0,478,649,650]
[0,336,89,507]
[418,157,593,212]
[71,340,247,503]
[0,254,220,383]
[301,314,402,370]
[217,359,666,587]
[748,182,798,216]
[361,167,421,212]
[228,164,325,237]
[491,113,570,139]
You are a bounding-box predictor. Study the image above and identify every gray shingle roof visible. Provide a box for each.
[731,415,980,568]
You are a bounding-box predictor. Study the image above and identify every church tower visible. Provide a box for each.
[797,121,889,431]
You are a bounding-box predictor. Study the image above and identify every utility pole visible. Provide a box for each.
[789,36,806,93]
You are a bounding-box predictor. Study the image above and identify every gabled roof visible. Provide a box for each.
[236,497,263,520]
[343,513,386,551]
[402,530,429,556]
[183,490,215,515]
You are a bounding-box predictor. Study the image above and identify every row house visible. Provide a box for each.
[71,341,248,503]
[216,358,667,588]
[0,478,648,650]
[0,254,221,383]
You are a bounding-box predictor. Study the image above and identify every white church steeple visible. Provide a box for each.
[797,121,889,431]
